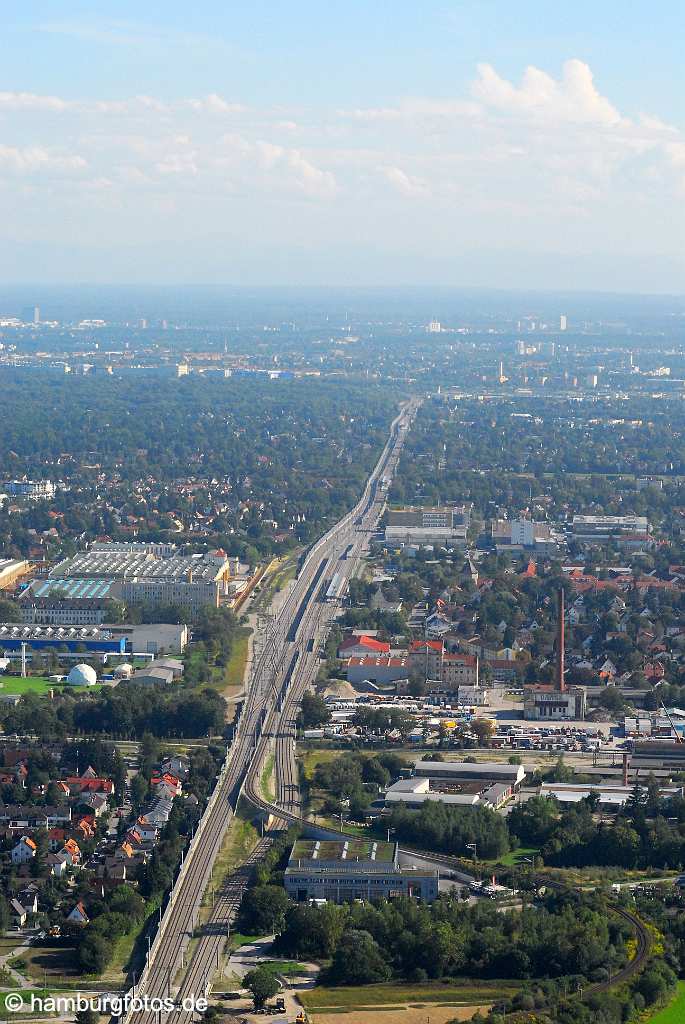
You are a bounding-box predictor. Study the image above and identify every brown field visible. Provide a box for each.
[313,1006,491,1024]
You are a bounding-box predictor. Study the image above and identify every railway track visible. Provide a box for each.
[118,401,418,1023]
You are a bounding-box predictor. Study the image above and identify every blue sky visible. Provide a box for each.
[1,2,684,289]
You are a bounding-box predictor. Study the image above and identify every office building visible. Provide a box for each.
[385,506,470,546]
[571,515,651,548]
[3,480,55,501]
[491,518,562,555]
[284,839,438,904]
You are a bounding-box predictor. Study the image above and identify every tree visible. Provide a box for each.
[130,773,149,810]
[326,929,391,985]
[243,965,279,1009]
[0,895,10,933]
[78,932,109,974]
[297,692,331,729]
[239,885,290,935]
[471,718,495,745]
[0,598,21,622]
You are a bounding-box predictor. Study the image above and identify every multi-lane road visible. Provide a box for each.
[123,399,417,1022]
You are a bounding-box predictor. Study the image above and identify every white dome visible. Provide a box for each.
[67,664,97,687]
[114,662,133,678]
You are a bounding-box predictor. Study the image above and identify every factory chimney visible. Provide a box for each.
[622,752,629,787]
[557,587,565,692]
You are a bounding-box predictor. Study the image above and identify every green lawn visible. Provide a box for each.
[0,676,104,695]
[0,989,60,1019]
[497,847,540,867]
[262,960,309,977]
[648,982,685,1022]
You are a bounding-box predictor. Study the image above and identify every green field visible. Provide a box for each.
[497,846,540,867]
[0,989,60,1019]
[0,676,104,695]
[648,982,685,1022]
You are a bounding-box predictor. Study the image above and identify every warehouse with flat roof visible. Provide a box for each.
[284,838,438,904]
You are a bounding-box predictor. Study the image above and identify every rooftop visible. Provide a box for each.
[290,839,396,864]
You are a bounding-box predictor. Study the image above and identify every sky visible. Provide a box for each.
[1,1,684,291]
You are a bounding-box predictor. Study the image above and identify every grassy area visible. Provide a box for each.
[301,982,519,1011]
[227,932,264,950]
[0,989,62,1019]
[222,627,251,691]
[497,847,540,867]
[0,676,104,695]
[261,753,275,802]
[649,982,685,1022]
[100,893,163,984]
[10,941,81,987]
[254,554,299,612]
[261,960,309,977]
[212,798,261,887]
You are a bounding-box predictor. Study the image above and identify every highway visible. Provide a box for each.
[122,399,418,1023]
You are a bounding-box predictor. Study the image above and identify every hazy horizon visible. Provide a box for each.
[1,2,683,292]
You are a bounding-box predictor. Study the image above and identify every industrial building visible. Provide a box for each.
[101,622,189,655]
[524,685,587,720]
[20,580,118,625]
[384,506,470,546]
[0,624,126,656]
[539,781,683,808]
[524,589,586,721]
[384,774,514,810]
[23,547,236,615]
[571,515,650,546]
[284,839,438,904]
[0,559,30,591]
[345,655,410,685]
[414,760,526,787]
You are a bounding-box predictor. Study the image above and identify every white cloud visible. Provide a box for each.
[185,94,246,115]
[380,166,430,198]
[341,97,480,122]
[0,91,69,112]
[0,57,682,282]
[0,144,87,173]
[472,59,623,125]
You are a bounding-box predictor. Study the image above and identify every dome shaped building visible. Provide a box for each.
[67,663,97,687]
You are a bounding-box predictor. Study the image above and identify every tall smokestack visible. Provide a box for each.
[557,588,565,692]
[622,752,629,787]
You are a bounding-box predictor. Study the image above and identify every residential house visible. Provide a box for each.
[10,898,28,928]
[66,902,89,925]
[11,837,37,865]
[57,838,81,867]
